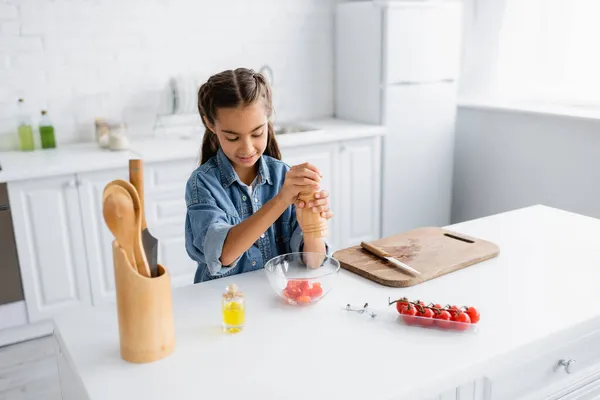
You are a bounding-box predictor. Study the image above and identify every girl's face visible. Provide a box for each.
[208,101,268,173]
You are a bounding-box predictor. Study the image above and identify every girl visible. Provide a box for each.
[185,68,334,283]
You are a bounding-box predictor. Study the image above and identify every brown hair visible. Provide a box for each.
[197,68,281,165]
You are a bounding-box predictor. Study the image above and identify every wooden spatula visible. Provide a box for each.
[102,184,137,271]
[104,179,152,278]
[129,159,159,278]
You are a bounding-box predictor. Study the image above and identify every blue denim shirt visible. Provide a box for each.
[185,148,324,283]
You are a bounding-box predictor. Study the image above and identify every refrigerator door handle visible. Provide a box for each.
[384,79,455,87]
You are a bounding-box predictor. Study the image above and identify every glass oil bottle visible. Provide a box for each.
[222,284,245,333]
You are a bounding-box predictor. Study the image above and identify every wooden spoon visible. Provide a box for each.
[102,184,137,271]
[103,180,152,278]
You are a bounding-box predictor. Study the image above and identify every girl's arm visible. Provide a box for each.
[220,162,322,266]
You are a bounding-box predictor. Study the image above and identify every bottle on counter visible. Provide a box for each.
[222,283,245,333]
[39,110,56,149]
[17,98,34,151]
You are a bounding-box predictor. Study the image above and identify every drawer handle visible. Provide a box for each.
[558,359,576,374]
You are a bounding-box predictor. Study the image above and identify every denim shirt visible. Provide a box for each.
[185,148,325,283]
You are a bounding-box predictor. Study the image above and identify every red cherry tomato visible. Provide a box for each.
[394,298,410,314]
[452,310,471,331]
[465,306,480,323]
[309,284,323,299]
[401,304,418,325]
[434,310,453,329]
[296,295,311,304]
[416,307,435,327]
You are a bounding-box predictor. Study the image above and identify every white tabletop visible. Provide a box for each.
[52,205,600,400]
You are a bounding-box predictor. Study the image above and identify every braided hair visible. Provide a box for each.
[197,68,281,165]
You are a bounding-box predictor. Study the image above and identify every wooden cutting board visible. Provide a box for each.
[332,227,500,287]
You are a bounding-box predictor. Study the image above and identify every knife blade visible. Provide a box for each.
[360,241,420,276]
[129,159,159,278]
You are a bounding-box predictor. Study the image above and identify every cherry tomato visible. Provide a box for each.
[431,303,443,311]
[401,304,418,325]
[309,284,323,299]
[416,307,435,327]
[394,298,410,314]
[434,310,453,330]
[452,310,471,331]
[296,295,311,304]
[465,306,480,323]
[287,287,302,300]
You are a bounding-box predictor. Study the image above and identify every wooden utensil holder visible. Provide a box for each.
[297,190,328,239]
[112,240,175,363]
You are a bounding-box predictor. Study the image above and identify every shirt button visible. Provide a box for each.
[261,233,265,238]
[254,198,258,203]
[252,260,257,266]
[242,195,247,201]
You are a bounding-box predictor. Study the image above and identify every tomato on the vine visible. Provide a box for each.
[394,298,410,314]
[452,311,471,331]
[416,306,435,327]
[434,310,452,329]
[465,306,480,323]
[400,303,417,325]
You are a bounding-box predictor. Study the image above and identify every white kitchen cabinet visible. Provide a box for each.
[143,159,198,288]
[338,137,381,249]
[77,167,129,305]
[7,174,92,322]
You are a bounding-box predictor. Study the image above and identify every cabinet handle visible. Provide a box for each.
[558,359,576,374]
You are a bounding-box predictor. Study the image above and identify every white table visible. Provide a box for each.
[53,205,600,400]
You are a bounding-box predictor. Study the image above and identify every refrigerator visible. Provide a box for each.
[335,0,463,238]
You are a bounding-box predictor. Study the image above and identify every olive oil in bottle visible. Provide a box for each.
[222,284,245,333]
[17,99,34,151]
[39,110,56,149]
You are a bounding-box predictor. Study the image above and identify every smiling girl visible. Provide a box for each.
[185,68,333,283]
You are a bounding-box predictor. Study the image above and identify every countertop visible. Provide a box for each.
[52,205,600,400]
[0,118,386,183]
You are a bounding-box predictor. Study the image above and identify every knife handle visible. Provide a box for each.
[129,159,147,230]
[360,241,391,258]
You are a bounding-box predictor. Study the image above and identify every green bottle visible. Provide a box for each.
[39,110,56,149]
[17,98,34,151]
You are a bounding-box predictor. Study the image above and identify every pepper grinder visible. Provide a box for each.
[297,190,328,239]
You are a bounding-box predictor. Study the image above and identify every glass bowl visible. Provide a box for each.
[264,252,340,305]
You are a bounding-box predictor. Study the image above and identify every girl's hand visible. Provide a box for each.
[296,190,334,220]
[279,162,322,204]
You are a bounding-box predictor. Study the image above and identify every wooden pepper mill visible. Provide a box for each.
[297,189,328,239]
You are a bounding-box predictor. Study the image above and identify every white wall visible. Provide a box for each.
[0,0,334,150]
[451,106,600,223]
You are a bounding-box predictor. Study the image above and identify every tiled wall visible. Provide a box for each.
[0,0,334,150]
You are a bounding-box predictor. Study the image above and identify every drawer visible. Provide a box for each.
[145,191,186,226]
[144,159,197,194]
[384,2,462,83]
[486,327,600,399]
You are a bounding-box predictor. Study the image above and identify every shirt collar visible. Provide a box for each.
[216,147,272,188]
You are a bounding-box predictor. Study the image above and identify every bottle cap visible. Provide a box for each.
[223,283,243,299]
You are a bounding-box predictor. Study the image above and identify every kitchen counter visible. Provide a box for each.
[0,118,386,182]
[52,205,600,400]
[0,143,138,183]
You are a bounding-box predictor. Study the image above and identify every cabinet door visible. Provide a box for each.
[280,143,340,253]
[77,167,129,305]
[338,137,382,249]
[144,159,198,288]
[7,175,92,322]
[384,2,463,83]
[381,82,457,237]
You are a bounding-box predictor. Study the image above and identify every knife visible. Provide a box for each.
[129,159,159,278]
[360,241,420,276]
